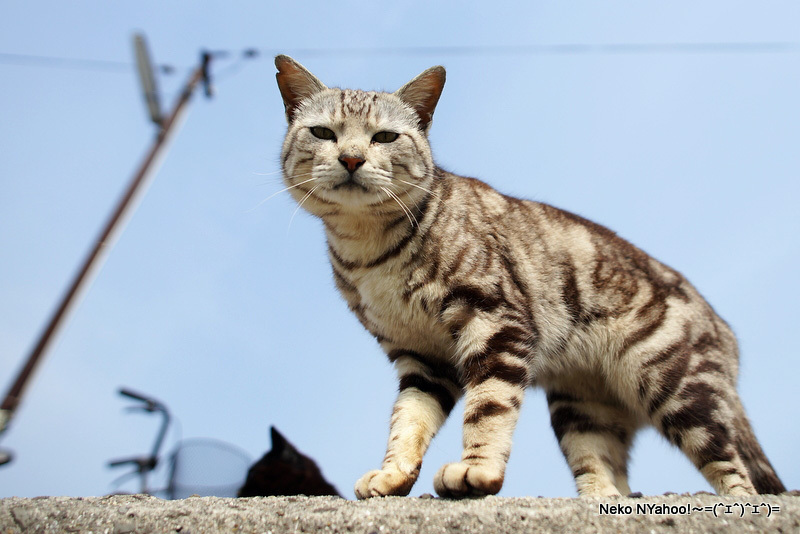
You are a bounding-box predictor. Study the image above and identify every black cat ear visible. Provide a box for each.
[394,65,446,133]
[270,426,303,466]
[275,55,327,123]
[270,426,287,451]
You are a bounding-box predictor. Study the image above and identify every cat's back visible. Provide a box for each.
[433,171,733,365]
[436,169,686,295]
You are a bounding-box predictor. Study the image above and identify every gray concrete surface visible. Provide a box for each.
[1,493,798,533]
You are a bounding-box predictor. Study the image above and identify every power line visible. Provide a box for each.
[2,41,798,74]
[273,41,800,58]
[0,52,178,73]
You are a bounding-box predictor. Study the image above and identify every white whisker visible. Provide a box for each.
[261,171,315,186]
[247,176,317,212]
[252,171,316,189]
[284,171,316,180]
[394,178,440,200]
[381,186,418,228]
[387,182,422,216]
[288,185,321,233]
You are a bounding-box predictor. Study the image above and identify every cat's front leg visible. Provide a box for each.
[434,324,531,498]
[355,350,460,499]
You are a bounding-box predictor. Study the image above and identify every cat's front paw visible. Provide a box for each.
[354,466,416,499]
[433,462,504,498]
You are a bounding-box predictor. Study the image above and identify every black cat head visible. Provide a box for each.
[237,426,340,498]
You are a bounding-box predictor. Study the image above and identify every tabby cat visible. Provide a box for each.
[273,55,785,498]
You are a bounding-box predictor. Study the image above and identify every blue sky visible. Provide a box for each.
[1,1,798,499]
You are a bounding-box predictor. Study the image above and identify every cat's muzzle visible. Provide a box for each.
[332,174,369,192]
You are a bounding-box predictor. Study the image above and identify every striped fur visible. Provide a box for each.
[274,55,785,499]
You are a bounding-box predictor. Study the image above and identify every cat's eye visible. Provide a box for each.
[310,126,336,140]
[372,131,399,144]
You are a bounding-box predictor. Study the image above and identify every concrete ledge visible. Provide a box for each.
[1,493,798,533]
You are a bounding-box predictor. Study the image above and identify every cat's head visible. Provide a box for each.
[237,426,340,497]
[275,55,445,217]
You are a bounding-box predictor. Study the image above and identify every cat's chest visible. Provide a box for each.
[345,264,450,354]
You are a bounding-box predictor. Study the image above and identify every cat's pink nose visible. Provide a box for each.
[339,155,365,173]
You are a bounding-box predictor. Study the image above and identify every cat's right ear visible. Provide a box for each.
[275,55,327,123]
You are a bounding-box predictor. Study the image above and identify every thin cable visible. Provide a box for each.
[0,52,178,73]
[266,42,800,57]
[2,41,798,74]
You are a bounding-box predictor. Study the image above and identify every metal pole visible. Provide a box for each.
[0,64,206,463]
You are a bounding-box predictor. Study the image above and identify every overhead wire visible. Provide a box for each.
[1,41,799,76]
[267,41,800,57]
[0,52,178,73]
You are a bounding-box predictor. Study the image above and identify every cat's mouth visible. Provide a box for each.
[331,176,369,192]
[316,173,390,207]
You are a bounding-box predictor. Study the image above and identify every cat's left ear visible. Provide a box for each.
[270,426,303,466]
[394,65,446,133]
[275,55,327,123]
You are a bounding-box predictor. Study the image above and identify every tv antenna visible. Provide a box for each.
[134,33,163,126]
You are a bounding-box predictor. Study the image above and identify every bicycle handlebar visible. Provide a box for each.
[113,386,171,475]
[118,388,152,403]
[108,455,157,470]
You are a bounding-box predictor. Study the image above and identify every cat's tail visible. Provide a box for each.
[731,398,786,494]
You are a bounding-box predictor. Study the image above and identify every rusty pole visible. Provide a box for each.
[0,57,209,465]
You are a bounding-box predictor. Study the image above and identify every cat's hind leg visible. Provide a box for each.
[355,350,461,499]
[651,381,759,496]
[547,390,638,497]
[638,338,763,496]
